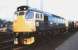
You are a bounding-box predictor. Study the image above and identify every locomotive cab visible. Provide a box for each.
[13,6,36,32]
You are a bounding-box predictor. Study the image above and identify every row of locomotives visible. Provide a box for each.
[68,21,75,32]
[73,20,78,29]
[12,5,69,47]
[0,20,14,50]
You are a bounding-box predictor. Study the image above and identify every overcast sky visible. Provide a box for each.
[0,0,78,21]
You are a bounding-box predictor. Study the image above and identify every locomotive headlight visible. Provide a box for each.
[14,38,18,45]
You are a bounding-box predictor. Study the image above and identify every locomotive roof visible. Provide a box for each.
[52,14,64,19]
[17,6,65,20]
[29,8,64,19]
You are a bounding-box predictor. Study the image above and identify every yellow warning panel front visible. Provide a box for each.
[13,15,36,32]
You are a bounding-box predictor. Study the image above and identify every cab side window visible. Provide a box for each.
[36,13,39,19]
[36,13,44,21]
[26,11,34,19]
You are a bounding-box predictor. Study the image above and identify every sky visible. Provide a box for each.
[0,0,78,21]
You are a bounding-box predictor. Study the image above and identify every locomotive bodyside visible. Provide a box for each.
[35,13,69,35]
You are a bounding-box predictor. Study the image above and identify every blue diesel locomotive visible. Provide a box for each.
[13,6,69,45]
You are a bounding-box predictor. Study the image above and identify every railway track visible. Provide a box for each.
[0,32,14,50]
